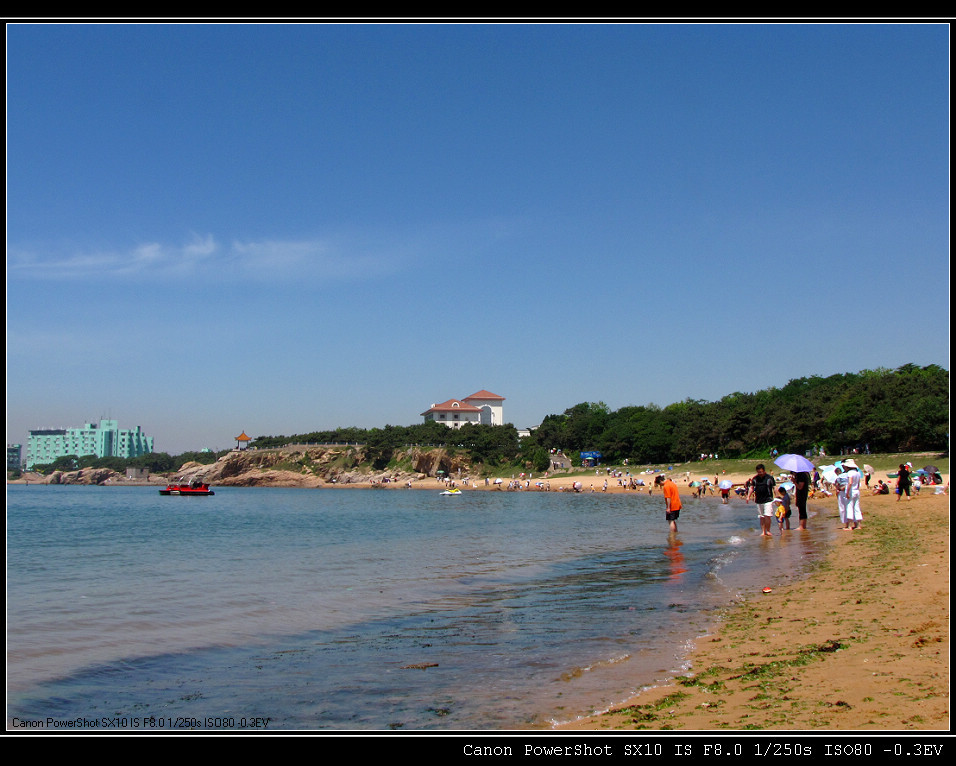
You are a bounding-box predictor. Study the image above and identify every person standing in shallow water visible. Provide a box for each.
[792,469,810,530]
[655,475,682,533]
[775,485,792,531]
[747,464,776,537]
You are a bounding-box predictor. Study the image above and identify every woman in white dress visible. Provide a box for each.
[842,459,863,530]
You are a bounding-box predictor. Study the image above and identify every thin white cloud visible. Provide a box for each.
[6,218,522,286]
[228,237,399,281]
[8,248,128,276]
[183,233,218,259]
[7,233,403,284]
[7,235,220,280]
[230,238,329,275]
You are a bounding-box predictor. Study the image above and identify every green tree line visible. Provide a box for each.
[251,421,524,470]
[521,364,949,464]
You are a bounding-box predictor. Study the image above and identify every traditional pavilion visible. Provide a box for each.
[235,431,251,450]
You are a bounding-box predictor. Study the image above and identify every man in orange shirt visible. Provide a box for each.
[655,475,682,532]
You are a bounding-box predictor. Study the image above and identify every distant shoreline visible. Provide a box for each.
[9,464,947,498]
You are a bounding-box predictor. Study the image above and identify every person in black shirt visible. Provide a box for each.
[792,470,810,530]
[747,464,776,537]
[896,464,912,501]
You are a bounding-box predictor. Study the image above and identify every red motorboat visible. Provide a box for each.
[160,480,215,496]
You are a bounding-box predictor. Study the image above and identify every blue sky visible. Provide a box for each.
[7,23,950,455]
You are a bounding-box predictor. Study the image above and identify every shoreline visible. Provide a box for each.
[7,465,948,731]
[555,487,950,731]
[10,455,945,499]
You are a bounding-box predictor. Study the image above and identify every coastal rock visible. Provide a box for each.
[405,448,472,478]
[173,445,436,488]
[222,469,325,488]
[44,467,121,485]
[17,445,476,490]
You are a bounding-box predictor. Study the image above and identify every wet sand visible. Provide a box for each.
[555,485,950,731]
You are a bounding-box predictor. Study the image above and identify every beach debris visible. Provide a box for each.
[762,587,773,593]
[400,662,439,670]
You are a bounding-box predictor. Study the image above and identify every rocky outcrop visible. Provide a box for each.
[172,445,476,488]
[17,445,478,489]
[43,467,124,485]
[403,447,472,478]
[215,469,326,488]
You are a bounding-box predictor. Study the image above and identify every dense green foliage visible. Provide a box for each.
[521,364,949,465]
[251,421,524,470]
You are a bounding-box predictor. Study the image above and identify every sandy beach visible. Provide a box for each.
[550,477,950,731]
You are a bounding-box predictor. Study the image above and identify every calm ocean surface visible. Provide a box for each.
[7,484,832,730]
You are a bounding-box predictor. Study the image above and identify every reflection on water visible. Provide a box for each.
[665,533,687,583]
[7,486,833,730]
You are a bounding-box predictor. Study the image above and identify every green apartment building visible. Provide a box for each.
[26,419,154,469]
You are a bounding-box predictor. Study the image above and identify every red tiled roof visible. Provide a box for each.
[421,399,483,415]
[463,390,505,401]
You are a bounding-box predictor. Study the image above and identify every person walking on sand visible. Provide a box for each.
[896,463,912,501]
[843,458,863,530]
[747,464,776,537]
[655,475,682,533]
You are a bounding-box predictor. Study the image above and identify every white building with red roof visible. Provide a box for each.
[422,390,505,428]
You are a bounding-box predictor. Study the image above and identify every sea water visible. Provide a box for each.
[6,484,831,730]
